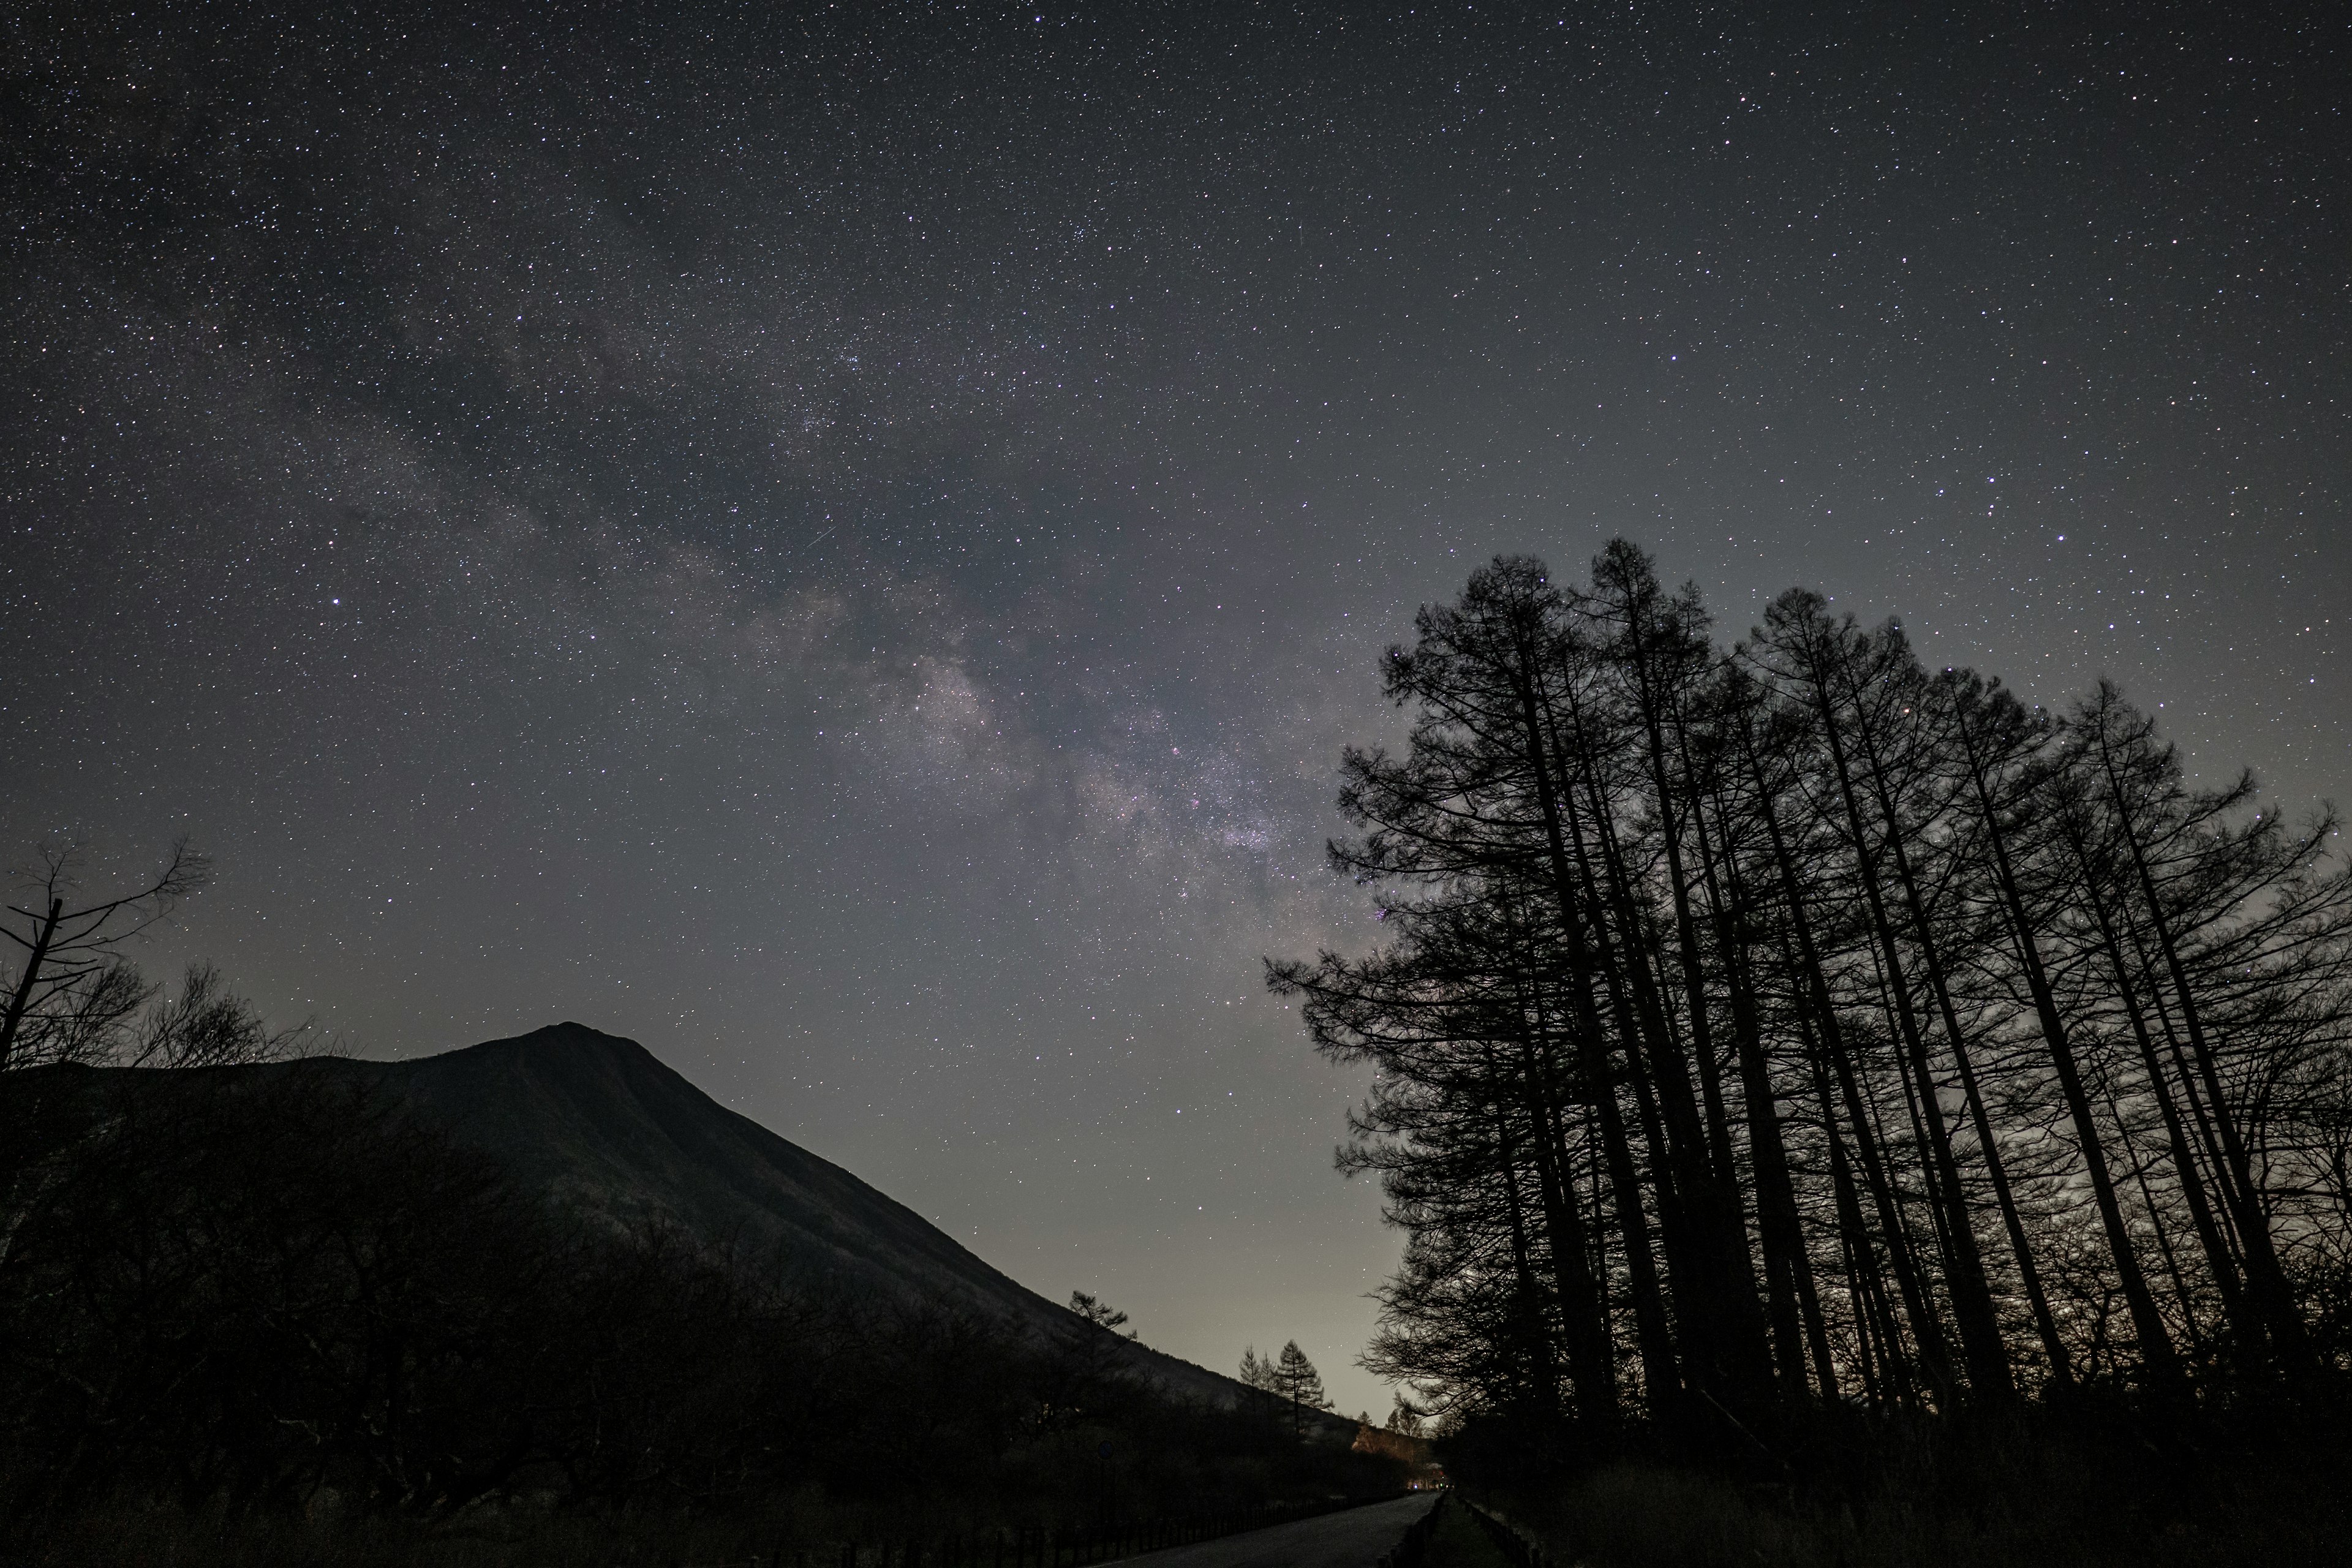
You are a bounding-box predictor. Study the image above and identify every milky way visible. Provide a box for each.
[5,4,2345,1415]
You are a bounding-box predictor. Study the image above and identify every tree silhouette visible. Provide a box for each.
[0,839,206,1074]
[1271,1340,1330,1434]
[1275,543,2352,1439]
[1069,1289,1137,1337]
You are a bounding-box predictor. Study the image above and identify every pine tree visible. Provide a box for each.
[1237,1345,1281,1422]
[1068,1291,1136,1337]
[1272,1340,1330,1434]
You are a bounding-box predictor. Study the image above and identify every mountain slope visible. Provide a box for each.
[365,1022,1017,1314]
[347,1022,1330,1425]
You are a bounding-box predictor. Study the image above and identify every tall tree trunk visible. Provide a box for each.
[1629,675,1737,1186]
[1501,969,1620,1428]
[1501,663,1642,1427]
[2136,943,2249,1256]
[1745,729,1956,1398]
[0,897,64,1072]
[1940,710,2082,1382]
[1875,949,1963,1276]
[1692,776,1818,1402]
[2105,1080,2204,1356]
[1963,760,2182,1386]
[2092,734,2312,1371]
[2065,815,2249,1336]
[1799,997,1909,1403]
[1560,785,1684,1406]
[1766,982,1845,1401]
[1559,700,1752,1403]
[1481,1060,1563,1417]
[1816,689,2013,1399]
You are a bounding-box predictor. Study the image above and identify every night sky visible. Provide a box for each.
[5,3,2346,1419]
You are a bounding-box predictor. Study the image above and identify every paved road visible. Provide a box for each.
[1104,1494,1439,1568]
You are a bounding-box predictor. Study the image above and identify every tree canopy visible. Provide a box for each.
[1275,546,2352,1443]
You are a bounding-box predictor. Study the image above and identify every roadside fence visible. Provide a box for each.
[1375,1489,1447,1568]
[1457,1495,1546,1568]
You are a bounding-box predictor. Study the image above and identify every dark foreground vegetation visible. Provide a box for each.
[0,970,1404,1564]
[1279,545,2352,1564]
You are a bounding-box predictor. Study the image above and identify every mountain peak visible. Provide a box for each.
[409,1021,688,1099]
[451,1019,650,1059]
[348,1026,1310,1423]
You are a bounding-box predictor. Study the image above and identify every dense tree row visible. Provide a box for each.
[1274,546,2352,1438]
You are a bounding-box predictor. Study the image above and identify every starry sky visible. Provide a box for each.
[5,2,2347,1419]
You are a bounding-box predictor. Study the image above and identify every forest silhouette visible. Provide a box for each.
[1272,544,2352,1560]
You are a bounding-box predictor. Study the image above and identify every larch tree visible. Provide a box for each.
[1275,543,2352,1450]
[1272,1340,1331,1434]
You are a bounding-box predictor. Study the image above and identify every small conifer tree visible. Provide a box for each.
[1272,1339,1330,1434]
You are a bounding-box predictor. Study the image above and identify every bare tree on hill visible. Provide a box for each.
[0,839,207,1074]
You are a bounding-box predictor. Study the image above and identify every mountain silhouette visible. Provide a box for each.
[326,1022,1330,1424]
